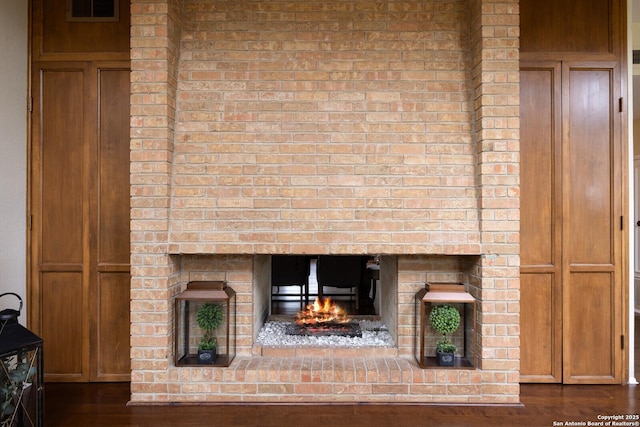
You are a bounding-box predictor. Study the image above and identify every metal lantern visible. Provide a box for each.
[0,293,44,427]
[174,281,236,367]
[414,283,476,369]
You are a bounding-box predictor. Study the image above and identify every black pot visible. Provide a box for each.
[197,348,216,364]
[436,351,455,367]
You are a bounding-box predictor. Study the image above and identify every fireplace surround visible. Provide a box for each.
[129,0,520,404]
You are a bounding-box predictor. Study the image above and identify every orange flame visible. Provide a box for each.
[295,297,349,325]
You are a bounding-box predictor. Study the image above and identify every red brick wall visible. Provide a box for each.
[129,0,520,403]
[167,0,480,255]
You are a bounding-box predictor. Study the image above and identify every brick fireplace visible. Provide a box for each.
[129,0,520,403]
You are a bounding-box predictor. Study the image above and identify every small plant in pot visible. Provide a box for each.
[429,304,460,367]
[196,303,224,365]
[1,357,37,427]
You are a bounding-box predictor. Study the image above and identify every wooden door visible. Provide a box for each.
[520,61,624,384]
[30,62,131,382]
[92,67,131,381]
[562,62,623,384]
[29,0,130,383]
[520,62,563,383]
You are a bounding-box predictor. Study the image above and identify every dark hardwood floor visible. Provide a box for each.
[43,315,640,427]
[44,382,638,427]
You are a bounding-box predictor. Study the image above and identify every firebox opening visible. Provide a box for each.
[270,255,380,317]
[256,254,397,350]
[252,254,398,351]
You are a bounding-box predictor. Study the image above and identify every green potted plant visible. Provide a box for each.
[429,304,460,367]
[1,357,37,427]
[196,303,224,364]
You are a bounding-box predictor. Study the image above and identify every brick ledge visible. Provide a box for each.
[129,356,522,404]
[252,344,399,358]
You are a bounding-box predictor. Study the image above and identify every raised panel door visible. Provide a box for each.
[520,63,563,382]
[520,61,624,384]
[30,63,131,382]
[92,67,131,381]
[562,63,622,384]
[32,65,90,381]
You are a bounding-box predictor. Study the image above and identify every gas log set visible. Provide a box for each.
[285,297,362,338]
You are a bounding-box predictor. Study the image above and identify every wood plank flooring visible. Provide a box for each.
[44,382,638,427]
[43,315,640,426]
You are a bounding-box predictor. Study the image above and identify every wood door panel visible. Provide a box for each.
[93,66,131,381]
[98,68,131,265]
[41,272,85,379]
[95,272,131,380]
[519,63,563,383]
[567,67,614,265]
[520,273,558,380]
[35,0,130,56]
[520,0,613,54]
[40,69,85,265]
[520,65,559,267]
[562,62,622,384]
[565,272,616,381]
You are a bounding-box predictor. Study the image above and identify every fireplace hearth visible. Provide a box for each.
[255,318,394,349]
